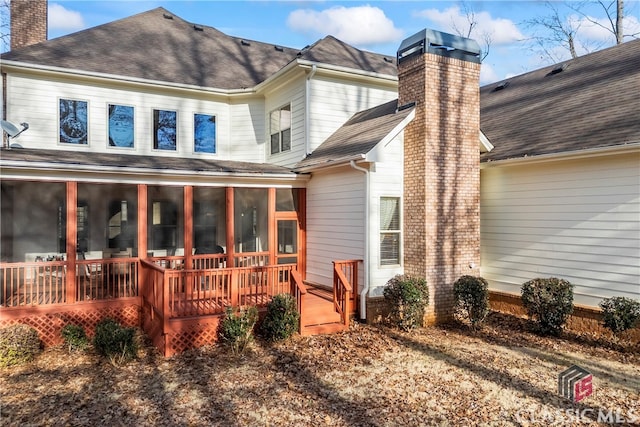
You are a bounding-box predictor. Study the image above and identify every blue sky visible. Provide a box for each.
[11,1,640,84]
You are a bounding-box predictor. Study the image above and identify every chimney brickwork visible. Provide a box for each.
[10,0,48,51]
[399,46,481,324]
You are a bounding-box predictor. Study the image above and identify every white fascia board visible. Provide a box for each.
[365,108,416,162]
[0,60,255,96]
[481,142,640,169]
[295,59,398,83]
[479,130,494,153]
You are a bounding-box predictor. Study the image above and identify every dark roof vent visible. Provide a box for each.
[397,28,481,64]
[493,81,510,92]
[383,57,393,63]
[163,13,173,20]
[547,63,568,76]
[193,25,203,31]
[274,45,284,52]
[241,39,251,46]
[397,101,416,112]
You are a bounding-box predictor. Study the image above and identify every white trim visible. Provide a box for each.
[479,131,493,153]
[481,142,640,168]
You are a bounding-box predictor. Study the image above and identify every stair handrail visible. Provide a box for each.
[332,262,353,326]
[290,269,307,333]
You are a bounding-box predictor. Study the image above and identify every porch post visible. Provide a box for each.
[138,184,147,306]
[65,181,77,304]
[268,188,276,266]
[298,188,307,280]
[184,185,193,269]
[225,187,234,267]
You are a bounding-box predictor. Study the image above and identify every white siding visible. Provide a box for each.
[306,166,365,289]
[4,73,265,161]
[264,75,306,167]
[368,134,405,296]
[480,152,640,307]
[308,76,397,153]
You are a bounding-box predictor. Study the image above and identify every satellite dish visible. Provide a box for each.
[1,120,29,138]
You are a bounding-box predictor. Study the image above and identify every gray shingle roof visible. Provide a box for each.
[0,148,296,175]
[295,99,413,170]
[1,7,397,90]
[480,39,640,162]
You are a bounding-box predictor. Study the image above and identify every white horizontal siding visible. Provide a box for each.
[265,76,306,168]
[308,76,397,153]
[368,134,404,297]
[4,73,267,161]
[306,166,365,288]
[480,152,640,307]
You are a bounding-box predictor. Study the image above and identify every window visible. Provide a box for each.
[57,200,90,253]
[108,200,135,250]
[380,197,401,266]
[153,109,177,150]
[194,113,216,153]
[108,104,134,148]
[59,99,88,144]
[270,104,291,154]
[151,201,178,251]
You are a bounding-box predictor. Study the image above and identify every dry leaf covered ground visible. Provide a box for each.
[1,313,638,427]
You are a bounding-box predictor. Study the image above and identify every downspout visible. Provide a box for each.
[304,65,317,158]
[350,160,369,320]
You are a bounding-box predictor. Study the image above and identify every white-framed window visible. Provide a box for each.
[380,197,401,266]
[59,98,89,145]
[153,109,177,151]
[270,104,291,155]
[194,113,216,154]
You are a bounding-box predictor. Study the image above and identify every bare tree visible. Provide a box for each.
[450,1,492,62]
[524,0,637,63]
[0,0,9,52]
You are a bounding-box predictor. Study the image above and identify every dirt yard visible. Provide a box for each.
[1,313,638,426]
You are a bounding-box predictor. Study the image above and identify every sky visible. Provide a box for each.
[5,1,640,85]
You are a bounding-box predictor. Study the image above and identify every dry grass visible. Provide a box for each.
[1,313,638,426]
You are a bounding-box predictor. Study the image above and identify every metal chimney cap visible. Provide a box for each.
[397,28,481,64]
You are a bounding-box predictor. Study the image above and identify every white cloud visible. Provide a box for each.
[479,63,500,85]
[48,3,85,32]
[575,13,640,43]
[415,6,524,45]
[287,5,403,47]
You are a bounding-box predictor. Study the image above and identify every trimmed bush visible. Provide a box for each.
[61,324,89,353]
[454,275,490,328]
[0,324,41,367]
[93,318,137,364]
[218,305,259,354]
[521,277,573,336]
[260,294,300,342]
[383,274,429,331]
[599,297,640,334]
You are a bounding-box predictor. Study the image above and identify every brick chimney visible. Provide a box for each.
[397,29,481,324]
[10,0,48,50]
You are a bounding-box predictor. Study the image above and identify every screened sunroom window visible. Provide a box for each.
[380,197,401,266]
[270,104,291,155]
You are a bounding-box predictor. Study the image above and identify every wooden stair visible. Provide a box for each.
[300,285,349,336]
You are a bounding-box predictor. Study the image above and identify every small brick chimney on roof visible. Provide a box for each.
[397,29,482,324]
[10,0,48,50]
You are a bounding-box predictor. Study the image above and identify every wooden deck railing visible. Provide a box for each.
[332,260,361,326]
[0,258,140,307]
[140,260,298,319]
[1,261,67,306]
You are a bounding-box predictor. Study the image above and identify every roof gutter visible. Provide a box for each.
[294,154,367,173]
[304,65,317,158]
[349,160,370,321]
[481,142,640,169]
